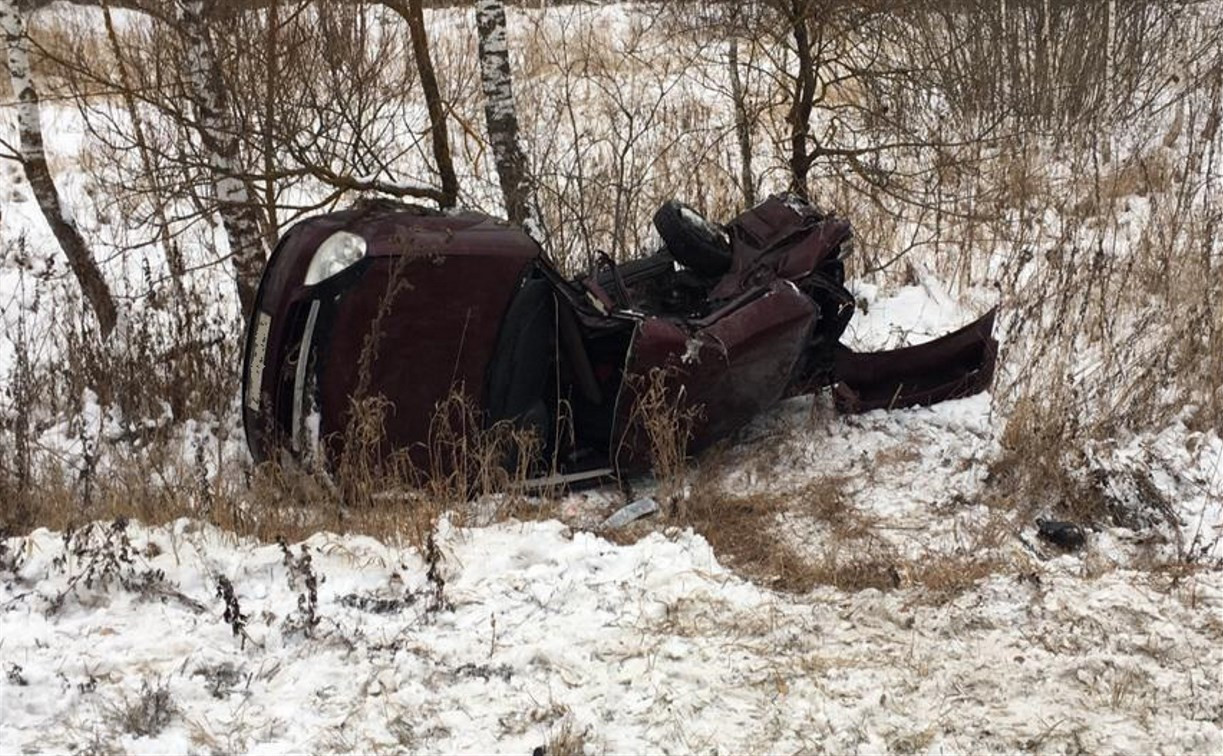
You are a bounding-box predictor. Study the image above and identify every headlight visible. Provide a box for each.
[304,231,366,285]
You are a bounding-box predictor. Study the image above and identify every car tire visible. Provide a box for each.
[653,200,733,277]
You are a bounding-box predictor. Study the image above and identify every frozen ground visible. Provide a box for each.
[3,511,1223,754]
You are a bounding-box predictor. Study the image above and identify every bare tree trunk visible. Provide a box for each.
[727,38,755,207]
[175,0,266,318]
[1103,0,1115,162]
[263,0,280,246]
[382,0,459,208]
[786,3,817,200]
[475,0,531,224]
[1035,0,1049,122]
[1,0,118,337]
[101,0,184,280]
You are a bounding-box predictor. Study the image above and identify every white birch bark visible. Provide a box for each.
[1,0,118,337]
[175,0,266,317]
[475,0,531,224]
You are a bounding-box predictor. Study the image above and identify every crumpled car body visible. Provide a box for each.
[242,196,997,478]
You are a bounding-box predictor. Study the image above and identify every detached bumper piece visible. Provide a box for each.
[832,308,998,413]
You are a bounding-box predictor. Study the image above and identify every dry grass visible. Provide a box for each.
[106,678,176,738]
[540,716,589,756]
[985,388,1189,541]
[0,385,550,552]
[682,485,825,593]
[985,394,1106,524]
[902,553,1004,603]
[635,465,1006,601]
[619,366,701,512]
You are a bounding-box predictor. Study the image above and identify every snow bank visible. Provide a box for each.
[3,517,1223,753]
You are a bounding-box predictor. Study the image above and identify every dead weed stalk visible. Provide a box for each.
[621,366,701,513]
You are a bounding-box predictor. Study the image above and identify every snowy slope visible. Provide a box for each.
[3,516,1223,754]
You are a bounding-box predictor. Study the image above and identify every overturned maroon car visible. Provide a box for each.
[242,195,997,479]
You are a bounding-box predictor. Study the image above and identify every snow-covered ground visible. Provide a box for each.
[4,509,1223,753]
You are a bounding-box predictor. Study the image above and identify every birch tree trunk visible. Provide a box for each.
[175,0,266,318]
[475,0,531,224]
[1,0,117,337]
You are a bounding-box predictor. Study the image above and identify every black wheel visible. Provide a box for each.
[652,200,732,277]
